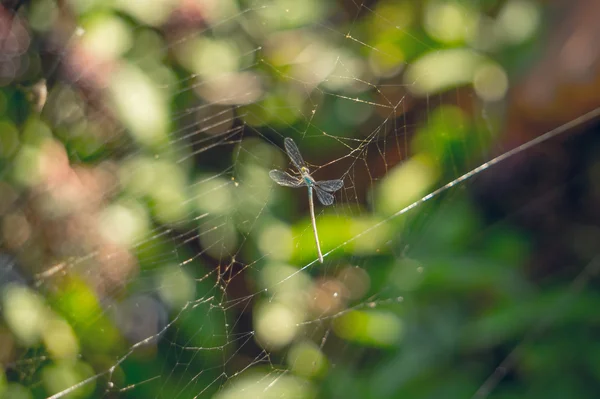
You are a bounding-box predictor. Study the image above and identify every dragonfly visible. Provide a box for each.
[269,137,344,263]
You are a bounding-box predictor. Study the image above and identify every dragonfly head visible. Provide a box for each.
[300,166,309,174]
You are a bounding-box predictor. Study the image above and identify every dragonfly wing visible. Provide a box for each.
[284,137,306,170]
[269,170,304,187]
[316,179,343,193]
[314,186,335,206]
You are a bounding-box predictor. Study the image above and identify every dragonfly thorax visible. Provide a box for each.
[299,166,314,186]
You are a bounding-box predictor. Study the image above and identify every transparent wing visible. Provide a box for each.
[284,137,306,170]
[269,169,304,187]
[315,179,343,193]
[314,186,335,206]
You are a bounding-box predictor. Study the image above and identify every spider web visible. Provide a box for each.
[1,1,599,399]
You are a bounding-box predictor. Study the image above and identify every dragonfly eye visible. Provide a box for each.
[300,166,309,174]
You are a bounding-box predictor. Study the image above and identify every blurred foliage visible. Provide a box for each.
[0,0,599,399]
